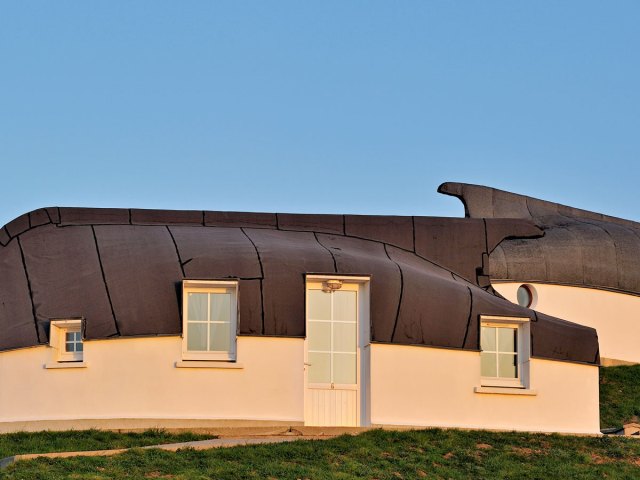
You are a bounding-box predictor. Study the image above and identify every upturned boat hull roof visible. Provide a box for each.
[0,203,599,364]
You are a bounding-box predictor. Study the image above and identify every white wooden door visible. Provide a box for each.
[304,282,360,426]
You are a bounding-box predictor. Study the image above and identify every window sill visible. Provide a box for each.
[474,386,537,396]
[175,361,244,369]
[44,362,87,370]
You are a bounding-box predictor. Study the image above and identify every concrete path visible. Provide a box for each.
[0,434,334,469]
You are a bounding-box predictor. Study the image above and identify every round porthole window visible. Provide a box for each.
[517,284,536,308]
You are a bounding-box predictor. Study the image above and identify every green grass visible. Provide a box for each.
[0,429,211,460]
[600,365,640,429]
[2,429,640,479]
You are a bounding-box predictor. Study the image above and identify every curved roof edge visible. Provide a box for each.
[439,182,640,296]
[438,181,639,228]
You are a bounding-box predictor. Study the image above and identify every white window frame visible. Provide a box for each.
[480,315,530,389]
[49,319,84,363]
[182,280,238,362]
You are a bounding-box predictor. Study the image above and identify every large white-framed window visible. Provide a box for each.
[480,316,530,388]
[49,319,84,363]
[182,280,238,361]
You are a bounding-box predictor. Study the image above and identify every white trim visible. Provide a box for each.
[49,319,84,363]
[44,362,87,370]
[49,319,83,328]
[479,315,531,389]
[175,361,244,369]
[183,279,238,288]
[181,280,238,362]
[304,275,371,427]
[480,315,530,324]
[474,386,537,396]
[305,275,370,283]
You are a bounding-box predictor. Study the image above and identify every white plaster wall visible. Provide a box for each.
[0,336,599,434]
[494,282,640,364]
[0,336,304,424]
[370,343,600,434]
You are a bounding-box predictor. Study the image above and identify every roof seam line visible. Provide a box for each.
[482,218,489,254]
[16,236,41,344]
[240,228,266,335]
[91,226,121,336]
[314,233,337,273]
[461,286,474,349]
[411,216,416,253]
[166,226,186,278]
[384,244,404,343]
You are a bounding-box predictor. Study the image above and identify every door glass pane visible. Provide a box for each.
[187,323,207,351]
[333,322,356,353]
[333,291,356,322]
[308,321,331,351]
[308,352,331,383]
[210,293,231,322]
[188,293,208,321]
[308,290,331,320]
[210,323,231,352]
[498,354,518,378]
[481,326,496,351]
[481,352,497,377]
[498,327,516,353]
[333,353,356,384]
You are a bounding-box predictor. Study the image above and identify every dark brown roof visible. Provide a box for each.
[0,204,599,364]
[440,182,640,295]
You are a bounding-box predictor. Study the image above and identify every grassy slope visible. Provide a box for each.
[600,365,640,429]
[0,429,211,460]
[2,429,640,479]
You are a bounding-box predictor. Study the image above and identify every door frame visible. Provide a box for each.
[304,274,371,427]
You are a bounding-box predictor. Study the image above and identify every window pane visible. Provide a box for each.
[210,293,231,322]
[308,290,331,320]
[308,352,331,383]
[333,322,356,353]
[74,332,82,341]
[65,332,74,342]
[187,293,208,321]
[187,323,208,351]
[77,342,83,352]
[517,285,532,307]
[65,342,75,352]
[308,321,331,351]
[498,327,516,353]
[498,354,518,378]
[209,322,231,352]
[333,353,356,384]
[481,352,497,377]
[481,326,496,351]
[333,291,356,322]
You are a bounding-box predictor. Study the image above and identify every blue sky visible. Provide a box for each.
[1,1,638,227]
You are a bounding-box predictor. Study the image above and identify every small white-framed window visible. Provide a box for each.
[49,319,84,362]
[182,280,238,361]
[516,284,537,308]
[480,316,530,388]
